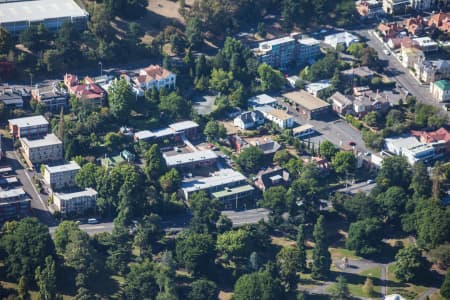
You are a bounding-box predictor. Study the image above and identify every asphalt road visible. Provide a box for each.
[337,181,377,195]
[222,208,270,226]
[354,28,450,116]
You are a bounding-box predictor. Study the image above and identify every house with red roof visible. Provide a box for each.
[428,12,450,32]
[64,74,105,106]
[403,16,424,36]
[133,65,176,91]
[411,127,450,155]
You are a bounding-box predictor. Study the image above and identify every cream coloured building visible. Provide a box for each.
[430,80,450,102]
[43,161,80,190]
[54,188,98,215]
[20,133,63,165]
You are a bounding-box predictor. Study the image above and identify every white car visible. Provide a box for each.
[383,49,390,56]
[87,218,99,224]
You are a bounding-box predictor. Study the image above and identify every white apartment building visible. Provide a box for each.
[54,188,98,215]
[385,136,435,165]
[430,80,450,102]
[9,115,49,138]
[21,133,63,165]
[43,161,81,190]
[261,109,294,129]
[133,65,176,90]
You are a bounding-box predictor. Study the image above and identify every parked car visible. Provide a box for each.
[87,218,99,224]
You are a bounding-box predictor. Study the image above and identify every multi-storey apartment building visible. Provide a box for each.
[9,115,49,139]
[133,65,176,91]
[54,188,98,215]
[430,80,450,102]
[0,187,31,222]
[43,161,81,190]
[21,133,63,165]
[31,83,69,112]
[255,33,321,69]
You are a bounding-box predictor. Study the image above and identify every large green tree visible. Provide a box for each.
[393,246,427,282]
[233,270,284,300]
[276,247,303,292]
[175,232,216,276]
[189,191,222,234]
[217,228,252,259]
[319,140,338,161]
[0,26,13,54]
[257,63,286,91]
[346,218,383,256]
[376,156,411,190]
[35,256,57,300]
[311,215,331,279]
[189,279,218,300]
[108,78,133,122]
[0,218,55,281]
[296,224,307,272]
[123,260,159,300]
[441,268,450,299]
[237,146,264,174]
[330,275,350,300]
[332,151,356,175]
[133,214,163,258]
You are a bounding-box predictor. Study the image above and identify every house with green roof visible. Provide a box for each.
[430,79,450,102]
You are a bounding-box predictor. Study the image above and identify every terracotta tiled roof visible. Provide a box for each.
[411,127,450,143]
[140,65,172,83]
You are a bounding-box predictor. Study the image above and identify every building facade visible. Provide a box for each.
[31,83,69,112]
[283,90,331,120]
[385,136,435,165]
[0,0,88,35]
[255,33,321,69]
[43,161,80,190]
[9,115,49,138]
[54,188,98,215]
[21,134,63,165]
[64,74,105,107]
[430,80,450,102]
[0,188,31,222]
[233,111,265,130]
[133,65,176,91]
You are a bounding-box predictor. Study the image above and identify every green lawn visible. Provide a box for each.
[360,266,382,279]
[329,247,362,260]
[386,264,429,299]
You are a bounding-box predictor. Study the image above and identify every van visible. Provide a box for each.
[87,218,98,224]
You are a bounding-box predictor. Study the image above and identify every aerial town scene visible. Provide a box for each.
[0,0,449,299]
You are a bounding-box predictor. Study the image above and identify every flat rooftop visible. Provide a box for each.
[298,37,321,45]
[0,187,26,199]
[212,184,254,198]
[163,150,218,167]
[182,169,247,193]
[169,121,199,132]
[248,94,277,106]
[54,188,97,200]
[9,115,48,128]
[21,133,62,148]
[283,90,330,111]
[0,0,88,24]
[45,161,80,174]
[267,109,292,120]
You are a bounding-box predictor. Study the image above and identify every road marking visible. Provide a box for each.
[81,225,106,230]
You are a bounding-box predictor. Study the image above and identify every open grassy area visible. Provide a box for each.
[360,266,382,279]
[329,247,362,260]
[271,236,296,248]
[386,264,429,299]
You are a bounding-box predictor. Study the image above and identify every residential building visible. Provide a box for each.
[305,80,332,97]
[163,150,218,169]
[411,127,450,155]
[231,135,281,156]
[180,168,248,201]
[428,11,450,32]
[401,46,424,68]
[0,87,24,109]
[330,92,354,115]
[211,185,255,209]
[414,59,450,83]
[54,188,98,215]
[133,65,176,90]
[43,161,80,190]
[293,124,316,138]
[385,135,435,165]
[9,115,49,138]
[387,37,416,50]
[64,74,105,106]
[254,33,321,69]
[233,111,265,130]
[409,0,432,10]
[413,37,439,53]
[254,167,290,191]
[261,109,294,129]
[382,0,410,14]
[357,0,384,18]
[404,16,425,35]
[430,79,450,102]
[133,121,199,143]
[323,32,359,49]
[283,90,331,120]
[20,134,63,165]
[378,22,403,39]
[0,188,31,222]
[31,83,69,112]
[248,94,278,108]
[0,0,88,35]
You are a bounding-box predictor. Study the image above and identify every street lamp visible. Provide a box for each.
[98,61,103,77]
[30,73,33,89]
